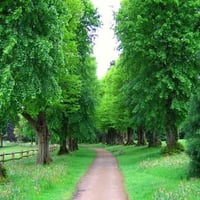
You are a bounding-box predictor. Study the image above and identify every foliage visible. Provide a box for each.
[183,87,200,177]
[0,0,68,112]
[0,0,100,161]
[115,0,200,148]
[14,116,35,143]
[96,62,129,133]
[67,0,100,141]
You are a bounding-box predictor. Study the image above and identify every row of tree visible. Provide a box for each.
[1,0,200,178]
[0,0,100,168]
[96,0,200,176]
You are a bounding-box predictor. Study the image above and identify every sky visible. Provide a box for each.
[91,0,121,79]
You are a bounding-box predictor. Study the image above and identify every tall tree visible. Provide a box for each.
[116,0,200,151]
[48,0,100,152]
[0,0,75,164]
[68,0,100,144]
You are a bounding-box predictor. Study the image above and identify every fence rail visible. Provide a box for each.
[0,145,57,163]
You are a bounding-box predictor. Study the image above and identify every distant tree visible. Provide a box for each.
[0,107,18,147]
[96,64,129,144]
[14,116,35,144]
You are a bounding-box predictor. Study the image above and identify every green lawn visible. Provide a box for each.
[105,144,200,200]
[0,143,37,153]
[1,143,200,200]
[0,145,95,200]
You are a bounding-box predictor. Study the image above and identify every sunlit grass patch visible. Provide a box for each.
[139,153,190,169]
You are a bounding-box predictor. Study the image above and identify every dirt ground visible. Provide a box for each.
[73,148,129,200]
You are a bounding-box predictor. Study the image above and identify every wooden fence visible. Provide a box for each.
[0,145,57,163]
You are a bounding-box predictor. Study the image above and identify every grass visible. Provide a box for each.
[1,142,200,199]
[0,145,95,200]
[105,144,200,200]
[0,143,37,153]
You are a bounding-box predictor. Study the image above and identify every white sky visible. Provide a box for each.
[91,0,121,79]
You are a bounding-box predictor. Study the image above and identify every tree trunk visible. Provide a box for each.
[126,127,134,145]
[74,138,79,150]
[22,112,52,164]
[118,131,124,145]
[69,137,78,152]
[166,127,179,148]
[137,127,147,146]
[68,137,73,151]
[36,112,51,164]
[58,137,69,155]
[165,99,179,150]
[148,132,161,147]
[0,136,3,147]
[58,117,69,155]
[106,128,117,145]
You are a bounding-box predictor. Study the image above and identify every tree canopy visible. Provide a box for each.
[115,0,200,150]
[0,0,99,164]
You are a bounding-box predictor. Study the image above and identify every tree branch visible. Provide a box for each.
[21,112,37,131]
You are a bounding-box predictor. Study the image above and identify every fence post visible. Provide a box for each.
[20,151,23,159]
[12,152,15,160]
[2,153,4,163]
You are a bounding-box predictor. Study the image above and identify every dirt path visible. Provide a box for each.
[73,148,129,200]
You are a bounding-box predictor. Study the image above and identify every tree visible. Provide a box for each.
[48,74,82,155]
[0,0,75,164]
[67,0,100,144]
[0,105,18,147]
[48,0,100,152]
[116,0,200,151]
[96,63,130,145]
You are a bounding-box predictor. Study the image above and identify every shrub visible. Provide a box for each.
[183,89,200,177]
[0,163,7,181]
[161,142,185,155]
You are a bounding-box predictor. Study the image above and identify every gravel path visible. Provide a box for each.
[73,148,129,200]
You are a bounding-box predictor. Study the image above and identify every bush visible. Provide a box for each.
[187,138,200,177]
[0,164,7,180]
[183,89,200,177]
[161,142,185,155]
